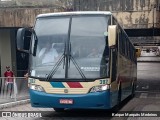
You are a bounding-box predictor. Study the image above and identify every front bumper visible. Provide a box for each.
[30,89,111,109]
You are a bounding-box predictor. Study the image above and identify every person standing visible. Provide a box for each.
[4,66,14,98]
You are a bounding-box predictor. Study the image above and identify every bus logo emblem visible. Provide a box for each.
[64,89,68,93]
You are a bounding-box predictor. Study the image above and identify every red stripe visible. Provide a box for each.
[66,82,83,88]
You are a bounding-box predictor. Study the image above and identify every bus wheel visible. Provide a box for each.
[53,108,65,112]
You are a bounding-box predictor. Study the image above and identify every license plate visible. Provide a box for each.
[59,99,73,104]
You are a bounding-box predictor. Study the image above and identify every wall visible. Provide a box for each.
[0,0,64,7]
[0,0,159,29]
[0,7,64,27]
[73,0,160,29]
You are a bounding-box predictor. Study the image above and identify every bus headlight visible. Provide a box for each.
[89,85,110,93]
[30,84,45,92]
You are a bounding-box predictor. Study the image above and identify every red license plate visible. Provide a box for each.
[59,99,73,104]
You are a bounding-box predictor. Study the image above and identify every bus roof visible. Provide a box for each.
[37,11,112,18]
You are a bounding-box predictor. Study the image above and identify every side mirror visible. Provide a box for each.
[108,25,117,47]
[16,28,32,52]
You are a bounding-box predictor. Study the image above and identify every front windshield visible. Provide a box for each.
[30,15,110,79]
[69,16,109,78]
[30,17,70,78]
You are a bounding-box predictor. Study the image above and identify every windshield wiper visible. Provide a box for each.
[46,42,86,81]
[46,42,67,81]
[45,54,65,81]
[69,56,86,79]
[69,43,86,79]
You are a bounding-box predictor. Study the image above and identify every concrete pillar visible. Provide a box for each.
[0,33,1,77]
[10,29,17,76]
[0,29,16,77]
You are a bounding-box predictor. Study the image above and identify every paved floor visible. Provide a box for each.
[137,51,160,62]
[1,103,52,111]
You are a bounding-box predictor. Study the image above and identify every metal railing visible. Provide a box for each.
[0,77,29,104]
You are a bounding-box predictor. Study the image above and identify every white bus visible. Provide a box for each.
[16,11,137,112]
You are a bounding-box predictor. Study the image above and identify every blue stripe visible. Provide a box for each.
[50,82,65,88]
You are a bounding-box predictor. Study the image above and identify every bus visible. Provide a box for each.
[16,11,137,111]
